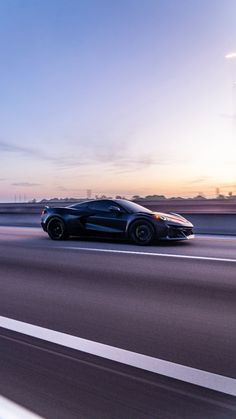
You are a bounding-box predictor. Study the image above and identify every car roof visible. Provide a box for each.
[77,199,127,205]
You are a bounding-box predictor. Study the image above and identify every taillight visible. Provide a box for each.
[41,208,47,215]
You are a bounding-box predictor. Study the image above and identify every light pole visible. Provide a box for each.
[225,52,236,196]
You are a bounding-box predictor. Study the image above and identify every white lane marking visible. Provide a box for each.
[0,316,235,397]
[1,226,236,240]
[0,395,43,419]
[61,246,236,263]
[196,234,236,242]
[2,225,236,247]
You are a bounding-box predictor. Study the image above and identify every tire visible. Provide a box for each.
[47,218,68,240]
[129,220,155,245]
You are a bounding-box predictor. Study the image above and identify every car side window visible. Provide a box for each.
[72,202,88,210]
[87,201,112,212]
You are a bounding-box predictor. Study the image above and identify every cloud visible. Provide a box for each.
[11,182,41,187]
[0,140,50,161]
[53,133,168,173]
[53,152,166,173]
[56,185,88,192]
[188,177,210,184]
[0,134,168,174]
[109,156,168,174]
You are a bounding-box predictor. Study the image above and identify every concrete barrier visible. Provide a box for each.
[0,214,41,227]
[181,214,236,235]
[0,208,235,235]
[1,198,236,214]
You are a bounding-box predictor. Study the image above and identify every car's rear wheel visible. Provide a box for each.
[129,220,155,245]
[47,218,68,240]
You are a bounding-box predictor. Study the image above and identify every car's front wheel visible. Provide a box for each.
[129,220,155,245]
[47,218,68,240]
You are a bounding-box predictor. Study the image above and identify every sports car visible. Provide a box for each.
[41,199,194,245]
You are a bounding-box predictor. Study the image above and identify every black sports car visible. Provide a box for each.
[41,199,194,245]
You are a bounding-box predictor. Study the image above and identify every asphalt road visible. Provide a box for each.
[0,226,236,418]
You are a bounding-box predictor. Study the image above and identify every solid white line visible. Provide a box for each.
[196,234,236,240]
[0,395,42,419]
[61,246,236,263]
[0,316,235,396]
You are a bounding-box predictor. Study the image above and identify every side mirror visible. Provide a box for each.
[109,206,121,215]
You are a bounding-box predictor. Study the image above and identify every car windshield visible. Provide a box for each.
[119,200,152,214]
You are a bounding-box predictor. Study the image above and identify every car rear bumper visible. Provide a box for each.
[41,221,47,232]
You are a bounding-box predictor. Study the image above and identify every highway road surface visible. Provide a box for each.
[0,226,236,418]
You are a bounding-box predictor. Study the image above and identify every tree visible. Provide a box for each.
[144,194,166,200]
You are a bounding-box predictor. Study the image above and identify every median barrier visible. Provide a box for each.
[1,198,236,214]
[180,214,236,235]
[0,201,235,235]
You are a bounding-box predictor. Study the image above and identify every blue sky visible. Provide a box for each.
[0,0,235,201]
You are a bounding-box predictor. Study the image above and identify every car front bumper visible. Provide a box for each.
[158,223,194,241]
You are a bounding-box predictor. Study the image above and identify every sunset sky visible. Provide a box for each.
[0,0,236,201]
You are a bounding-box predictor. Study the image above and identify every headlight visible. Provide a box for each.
[154,213,188,223]
[154,214,167,221]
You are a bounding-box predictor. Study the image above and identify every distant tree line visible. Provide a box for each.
[27,192,236,203]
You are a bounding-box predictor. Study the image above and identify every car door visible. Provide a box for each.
[85,201,128,236]
[65,202,91,234]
